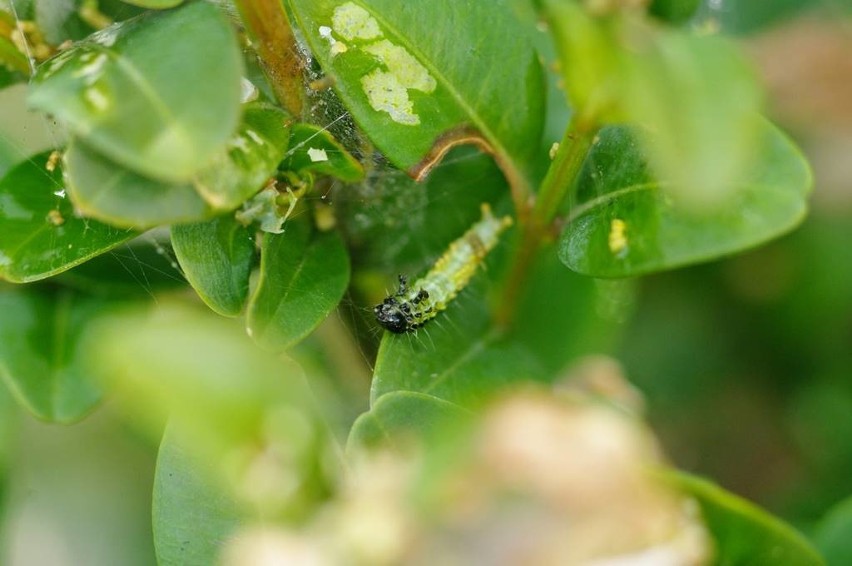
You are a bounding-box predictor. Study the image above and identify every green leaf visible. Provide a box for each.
[64,141,215,229]
[510,249,627,374]
[668,472,824,565]
[0,286,105,423]
[123,0,183,8]
[559,122,812,278]
[171,216,255,317]
[347,390,469,451]
[153,423,243,566]
[281,123,364,183]
[336,146,506,272]
[194,103,291,210]
[370,281,545,408]
[0,33,30,82]
[647,0,701,24]
[246,218,350,351]
[621,29,764,211]
[815,496,852,566]
[289,0,545,185]
[0,151,137,283]
[55,237,187,295]
[86,303,333,516]
[29,2,243,183]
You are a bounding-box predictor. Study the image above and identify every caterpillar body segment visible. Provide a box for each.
[374,204,513,333]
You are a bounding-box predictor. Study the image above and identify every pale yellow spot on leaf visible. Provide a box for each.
[361,70,419,125]
[332,2,381,41]
[608,218,628,256]
[363,40,436,93]
[307,147,328,162]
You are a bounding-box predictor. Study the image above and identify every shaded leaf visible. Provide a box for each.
[0,285,106,423]
[559,122,812,278]
[289,0,545,185]
[171,215,255,317]
[347,390,469,451]
[153,423,244,566]
[55,236,187,295]
[64,140,215,229]
[815,496,852,566]
[281,122,364,183]
[371,280,545,408]
[648,0,701,24]
[669,472,825,566]
[0,151,136,282]
[0,34,30,86]
[247,218,350,351]
[29,2,242,183]
[194,103,291,210]
[335,146,506,273]
[510,249,628,374]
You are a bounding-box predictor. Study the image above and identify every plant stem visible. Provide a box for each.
[497,116,597,326]
[235,0,304,117]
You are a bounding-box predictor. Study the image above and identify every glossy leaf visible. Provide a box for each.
[171,216,255,317]
[815,496,852,566]
[0,286,106,423]
[347,390,469,451]
[29,2,243,183]
[669,472,824,565]
[194,103,291,210]
[289,0,545,185]
[153,424,243,566]
[64,141,215,229]
[371,279,545,408]
[0,151,136,283]
[559,122,812,278]
[281,123,364,182]
[246,218,350,351]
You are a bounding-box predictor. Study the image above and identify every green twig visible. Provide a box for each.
[497,116,597,327]
[235,0,305,117]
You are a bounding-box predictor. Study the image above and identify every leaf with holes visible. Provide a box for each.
[29,2,242,183]
[246,218,350,351]
[0,151,136,283]
[289,0,545,187]
[559,121,812,278]
[0,286,107,423]
[171,216,255,317]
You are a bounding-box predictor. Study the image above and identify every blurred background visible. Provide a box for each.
[1,0,851,563]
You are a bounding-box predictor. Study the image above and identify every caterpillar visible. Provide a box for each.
[374,204,513,333]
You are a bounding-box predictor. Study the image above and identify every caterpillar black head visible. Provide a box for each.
[374,296,411,333]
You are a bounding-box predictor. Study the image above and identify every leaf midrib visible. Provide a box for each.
[343,0,525,181]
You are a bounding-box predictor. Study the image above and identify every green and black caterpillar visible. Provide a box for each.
[374,204,513,333]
